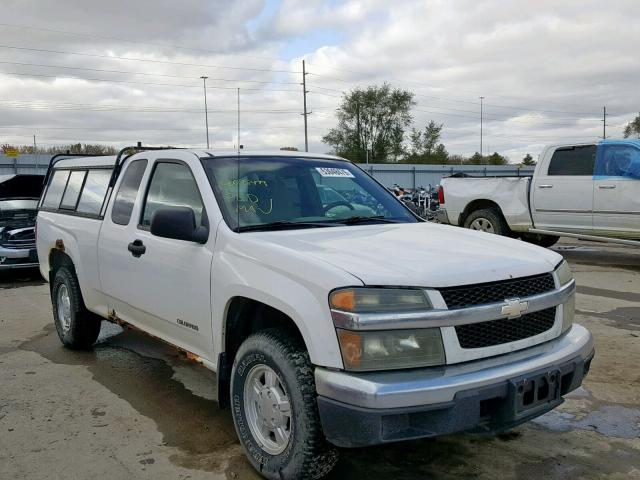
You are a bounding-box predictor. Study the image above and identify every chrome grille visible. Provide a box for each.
[455,307,557,349]
[439,273,555,310]
[0,211,37,229]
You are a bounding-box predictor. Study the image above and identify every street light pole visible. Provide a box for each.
[479,96,484,160]
[200,76,210,149]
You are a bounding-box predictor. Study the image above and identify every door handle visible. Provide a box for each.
[538,184,553,189]
[597,184,616,189]
[127,239,146,258]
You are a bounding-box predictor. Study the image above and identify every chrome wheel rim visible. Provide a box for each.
[470,218,495,233]
[57,284,72,333]
[243,364,292,455]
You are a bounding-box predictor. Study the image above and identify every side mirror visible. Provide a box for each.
[150,207,208,244]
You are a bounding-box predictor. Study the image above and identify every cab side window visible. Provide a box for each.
[140,162,205,228]
[548,145,596,176]
[59,170,87,210]
[111,159,148,225]
[595,145,640,179]
[42,169,70,208]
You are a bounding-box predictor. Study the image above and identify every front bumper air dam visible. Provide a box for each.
[315,324,594,448]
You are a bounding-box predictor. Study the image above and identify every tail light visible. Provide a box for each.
[437,185,445,204]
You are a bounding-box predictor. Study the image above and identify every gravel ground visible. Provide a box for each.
[0,238,638,479]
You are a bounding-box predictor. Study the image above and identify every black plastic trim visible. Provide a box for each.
[317,349,594,448]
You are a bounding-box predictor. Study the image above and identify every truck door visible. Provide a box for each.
[98,158,214,360]
[593,142,640,236]
[531,145,596,232]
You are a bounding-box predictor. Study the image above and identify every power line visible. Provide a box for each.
[0,44,301,74]
[0,60,301,85]
[0,99,301,114]
[0,22,289,65]
[305,64,604,111]
[0,70,300,93]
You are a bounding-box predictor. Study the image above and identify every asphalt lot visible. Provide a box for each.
[0,238,639,480]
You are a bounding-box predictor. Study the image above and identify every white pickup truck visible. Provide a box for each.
[437,140,640,247]
[36,147,594,480]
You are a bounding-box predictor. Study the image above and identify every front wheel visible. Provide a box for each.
[231,328,338,480]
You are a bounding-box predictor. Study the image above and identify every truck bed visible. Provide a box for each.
[440,176,533,232]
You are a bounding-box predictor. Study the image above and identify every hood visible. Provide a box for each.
[0,174,44,199]
[252,222,562,288]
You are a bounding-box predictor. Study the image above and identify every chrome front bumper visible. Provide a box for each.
[0,245,32,259]
[0,245,38,269]
[315,323,593,409]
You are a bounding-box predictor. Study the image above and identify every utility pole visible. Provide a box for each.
[602,106,608,139]
[237,87,240,150]
[479,96,484,161]
[356,102,361,155]
[33,134,38,172]
[301,60,310,152]
[200,76,210,148]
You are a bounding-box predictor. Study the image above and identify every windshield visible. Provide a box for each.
[0,199,39,211]
[202,156,417,231]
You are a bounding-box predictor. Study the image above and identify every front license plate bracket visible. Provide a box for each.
[510,370,562,419]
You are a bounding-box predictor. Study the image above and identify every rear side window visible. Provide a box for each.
[42,170,70,208]
[60,170,86,210]
[111,159,148,225]
[77,169,112,215]
[547,145,596,176]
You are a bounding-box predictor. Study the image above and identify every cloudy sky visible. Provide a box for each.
[0,0,638,162]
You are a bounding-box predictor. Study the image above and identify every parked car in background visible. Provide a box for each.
[437,139,640,247]
[0,174,43,269]
[37,148,593,480]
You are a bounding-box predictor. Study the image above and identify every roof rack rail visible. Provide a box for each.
[43,150,104,185]
[108,142,180,187]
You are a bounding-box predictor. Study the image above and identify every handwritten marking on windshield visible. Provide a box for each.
[220,178,269,188]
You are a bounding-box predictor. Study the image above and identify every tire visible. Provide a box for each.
[521,233,560,248]
[463,208,510,236]
[231,328,338,480]
[51,267,101,349]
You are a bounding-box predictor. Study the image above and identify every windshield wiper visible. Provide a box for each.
[236,221,339,232]
[327,215,400,225]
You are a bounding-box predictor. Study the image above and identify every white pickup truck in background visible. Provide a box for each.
[437,140,640,247]
[36,147,594,480]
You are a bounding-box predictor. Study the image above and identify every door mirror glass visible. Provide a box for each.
[150,207,208,243]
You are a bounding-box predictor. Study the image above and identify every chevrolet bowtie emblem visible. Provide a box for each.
[501,298,529,319]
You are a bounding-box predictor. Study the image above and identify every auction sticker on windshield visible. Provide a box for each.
[315,167,355,178]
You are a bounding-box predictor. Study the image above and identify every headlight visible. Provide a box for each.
[330,288,443,371]
[555,260,573,286]
[336,328,445,371]
[330,287,432,313]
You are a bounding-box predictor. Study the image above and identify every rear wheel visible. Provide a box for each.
[231,328,338,480]
[463,208,509,236]
[51,267,101,349]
